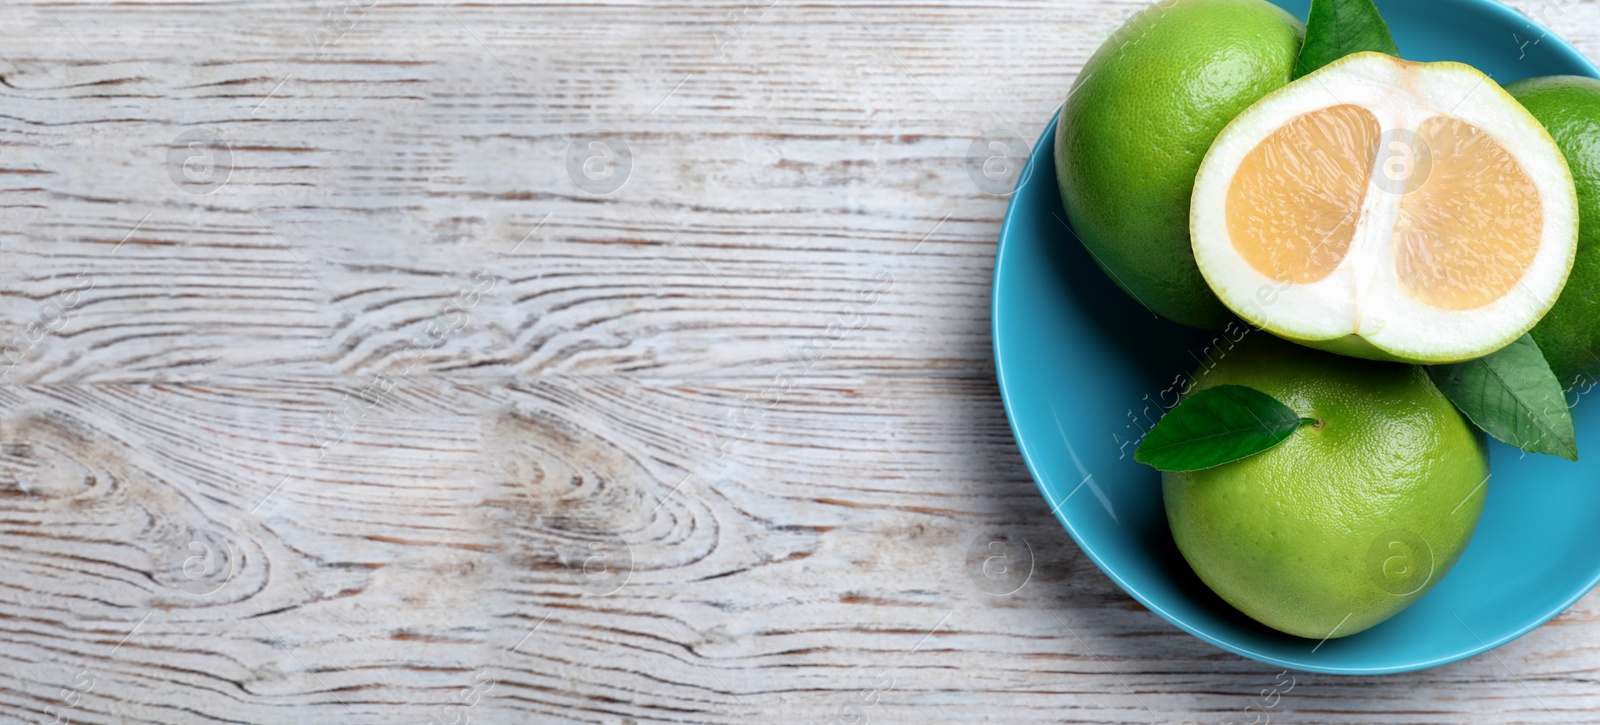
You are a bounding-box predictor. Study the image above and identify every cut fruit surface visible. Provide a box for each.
[1192,52,1578,364]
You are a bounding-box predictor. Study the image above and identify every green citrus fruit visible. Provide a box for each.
[1509,75,1600,388]
[1163,334,1489,639]
[1055,0,1303,330]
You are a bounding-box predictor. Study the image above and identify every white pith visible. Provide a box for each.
[1191,53,1578,363]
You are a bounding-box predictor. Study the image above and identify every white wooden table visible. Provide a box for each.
[2,1,1599,722]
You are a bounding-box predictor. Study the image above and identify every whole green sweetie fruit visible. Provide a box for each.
[1509,75,1600,388]
[1164,334,1489,639]
[1055,0,1303,329]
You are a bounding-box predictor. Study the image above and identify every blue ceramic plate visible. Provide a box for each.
[994,0,1600,674]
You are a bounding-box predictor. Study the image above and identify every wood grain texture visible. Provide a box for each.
[3,0,1600,722]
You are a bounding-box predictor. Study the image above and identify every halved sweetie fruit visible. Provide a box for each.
[1191,52,1578,364]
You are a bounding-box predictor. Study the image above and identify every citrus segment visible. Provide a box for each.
[1395,116,1543,310]
[1226,104,1380,283]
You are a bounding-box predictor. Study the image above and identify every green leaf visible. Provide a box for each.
[1427,335,1578,461]
[1294,0,1401,79]
[1135,384,1317,472]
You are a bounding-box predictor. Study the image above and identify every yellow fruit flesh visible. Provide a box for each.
[1395,116,1543,310]
[1224,106,1544,310]
[1227,104,1379,283]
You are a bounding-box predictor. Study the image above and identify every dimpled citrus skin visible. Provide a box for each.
[1163,334,1489,640]
[1056,0,1302,330]
[1509,76,1600,388]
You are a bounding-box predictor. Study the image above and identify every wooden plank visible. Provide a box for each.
[1,380,1599,723]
